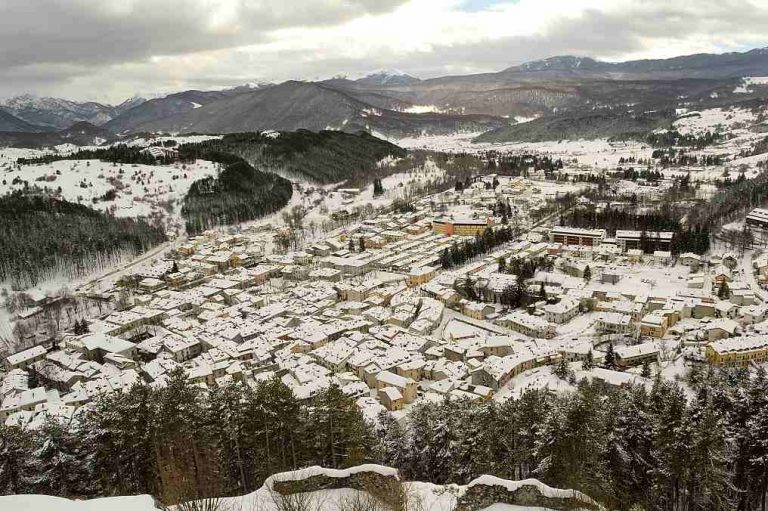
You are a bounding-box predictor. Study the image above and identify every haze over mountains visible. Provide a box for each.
[2,47,768,144]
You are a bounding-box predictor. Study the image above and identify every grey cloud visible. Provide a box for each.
[360,0,768,77]
[228,0,768,84]
[0,0,408,68]
[412,1,768,73]
[2,0,768,102]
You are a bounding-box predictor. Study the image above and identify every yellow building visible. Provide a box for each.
[378,387,404,411]
[639,312,668,338]
[432,217,492,237]
[706,337,768,367]
[407,266,438,287]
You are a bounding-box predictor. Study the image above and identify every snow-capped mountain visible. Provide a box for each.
[517,55,601,72]
[355,69,421,86]
[2,94,126,130]
[226,81,273,94]
[114,96,147,115]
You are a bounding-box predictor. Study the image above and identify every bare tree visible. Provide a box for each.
[169,497,225,511]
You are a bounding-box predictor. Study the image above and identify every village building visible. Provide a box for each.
[549,226,606,247]
[614,342,660,368]
[706,336,768,367]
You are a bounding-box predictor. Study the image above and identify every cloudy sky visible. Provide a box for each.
[2,0,768,104]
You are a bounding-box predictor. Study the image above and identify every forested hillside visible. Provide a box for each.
[16,143,165,166]
[475,108,676,143]
[176,143,293,234]
[189,131,406,184]
[0,367,763,511]
[0,193,166,288]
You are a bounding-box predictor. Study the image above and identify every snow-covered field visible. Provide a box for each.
[124,134,223,147]
[672,107,758,136]
[0,151,219,230]
[0,495,160,511]
[399,133,652,170]
[279,158,446,227]
[734,76,768,94]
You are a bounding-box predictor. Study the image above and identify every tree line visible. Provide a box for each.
[3,367,768,510]
[439,226,517,269]
[378,367,768,511]
[485,152,564,176]
[646,130,722,149]
[16,144,170,167]
[0,370,374,505]
[650,148,724,167]
[562,205,711,254]
[739,136,768,158]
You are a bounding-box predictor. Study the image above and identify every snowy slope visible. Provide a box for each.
[0,147,218,231]
[0,466,592,511]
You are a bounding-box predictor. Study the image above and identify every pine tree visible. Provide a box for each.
[309,384,371,469]
[373,178,384,197]
[718,281,730,299]
[554,357,570,380]
[207,383,249,494]
[376,410,405,469]
[348,237,355,252]
[747,368,768,510]
[359,237,365,252]
[153,368,219,504]
[0,424,33,495]
[583,350,594,371]
[604,343,617,370]
[641,359,652,378]
[30,419,86,497]
[584,265,592,283]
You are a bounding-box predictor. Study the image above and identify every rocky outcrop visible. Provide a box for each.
[267,464,401,497]
[455,475,603,511]
[264,465,603,511]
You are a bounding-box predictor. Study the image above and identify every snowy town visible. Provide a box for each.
[5,143,768,429]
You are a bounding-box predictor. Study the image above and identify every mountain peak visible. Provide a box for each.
[355,69,420,86]
[516,55,601,72]
[227,81,272,94]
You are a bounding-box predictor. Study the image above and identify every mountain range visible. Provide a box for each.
[2,47,768,145]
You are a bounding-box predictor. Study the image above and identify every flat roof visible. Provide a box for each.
[615,230,674,240]
[550,226,606,237]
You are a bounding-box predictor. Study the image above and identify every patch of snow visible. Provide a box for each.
[735,76,768,93]
[402,105,442,114]
[262,464,399,490]
[361,107,382,117]
[513,116,537,124]
[0,495,161,511]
